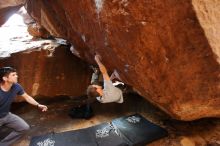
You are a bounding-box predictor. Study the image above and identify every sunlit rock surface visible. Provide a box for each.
[0,45,91,99]
[192,0,220,63]
[0,0,24,9]
[16,6,35,25]
[0,14,57,58]
[0,0,25,26]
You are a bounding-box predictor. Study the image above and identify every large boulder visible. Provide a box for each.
[24,0,220,120]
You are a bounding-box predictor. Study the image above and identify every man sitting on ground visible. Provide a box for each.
[87,55,124,103]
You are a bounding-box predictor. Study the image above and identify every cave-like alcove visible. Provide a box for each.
[0,2,220,146]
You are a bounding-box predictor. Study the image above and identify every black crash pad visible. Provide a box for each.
[30,128,97,146]
[112,114,168,146]
[30,114,167,146]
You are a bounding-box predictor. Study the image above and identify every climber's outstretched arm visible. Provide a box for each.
[94,55,110,81]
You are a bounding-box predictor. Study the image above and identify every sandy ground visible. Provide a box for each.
[0,94,219,146]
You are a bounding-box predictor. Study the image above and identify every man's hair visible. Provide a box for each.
[87,85,100,98]
[91,81,103,87]
[0,67,16,82]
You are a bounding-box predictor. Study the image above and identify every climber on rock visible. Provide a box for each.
[87,55,124,103]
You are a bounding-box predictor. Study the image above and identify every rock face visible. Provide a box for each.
[0,0,25,26]
[1,0,220,120]
[27,23,51,38]
[192,0,220,64]
[0,46,91,100]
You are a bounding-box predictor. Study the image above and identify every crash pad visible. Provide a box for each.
[30,114,167,146]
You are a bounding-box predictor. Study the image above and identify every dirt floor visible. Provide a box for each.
[1,94,219,146]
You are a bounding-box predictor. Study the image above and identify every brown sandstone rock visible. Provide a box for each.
[0,45,91,100]
[27,23,51,38]
[0,0,25,26]
[180,137,195,146]
[192,0,220,64]
[25,0,220,120]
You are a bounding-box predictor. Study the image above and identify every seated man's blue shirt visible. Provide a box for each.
[0,83,24,118]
